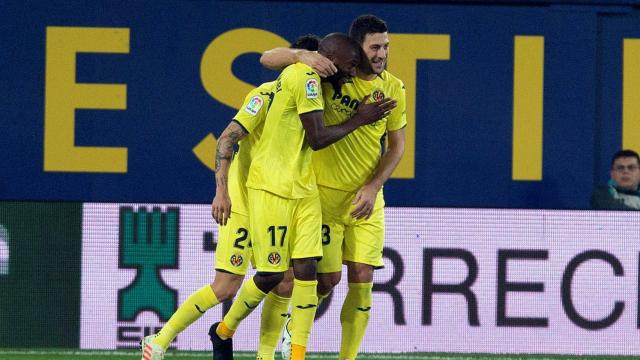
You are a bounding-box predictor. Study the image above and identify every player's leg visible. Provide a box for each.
[279,186,344,360]
[317,271,340,303]
[316,227,343,304]
[210,272,282,360]
[154,272,243,347]
[282,230,341,360]
[141,213,250,360]
[339,190,385,360]
[339,262,374,360]
[317,185,348,302]
[289,258,318,360]
[288,193,323,360]
[257,268,293,359]
[214,272,283,339]
[213,189,293,357]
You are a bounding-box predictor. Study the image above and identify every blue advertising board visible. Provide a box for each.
[2,1,640,208]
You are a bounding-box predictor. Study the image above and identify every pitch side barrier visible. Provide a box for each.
[77,204,640,355]
[2,201,639,352]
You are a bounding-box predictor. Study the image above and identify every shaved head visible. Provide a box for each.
[318,32,363,62]
[317,32,364,91]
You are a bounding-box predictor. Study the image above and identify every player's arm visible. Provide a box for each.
[211,120,248,225]
[351,127,406,219]
[300,95,397,150]
[260,47,337,78]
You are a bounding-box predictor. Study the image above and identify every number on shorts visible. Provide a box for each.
[321,224,331,245]
[233,228,249,249]
[268,225,287,247]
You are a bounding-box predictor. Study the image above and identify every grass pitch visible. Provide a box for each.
[0,349,636,360]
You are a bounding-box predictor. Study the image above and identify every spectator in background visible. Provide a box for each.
[591,149,640,210]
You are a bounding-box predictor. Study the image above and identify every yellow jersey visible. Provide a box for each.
[228,81,273,216]
[246,63,324,199]
[313,70,407,191]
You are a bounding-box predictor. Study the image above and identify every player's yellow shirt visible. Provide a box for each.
[246,63,324,199]
[313,70,407,192]
[227,81,273,216]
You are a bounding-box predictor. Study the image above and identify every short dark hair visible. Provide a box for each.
[611,149,640,167]
[349,14,388,45]
[291,34,321,51]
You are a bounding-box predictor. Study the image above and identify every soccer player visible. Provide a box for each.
[140,36,325,360]
[260,15,407,359]
[209,32,396,360]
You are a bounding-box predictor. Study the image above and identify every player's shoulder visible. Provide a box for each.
[257,81,276,92]
[245,81,274,99]
[380,70,405,90]
[282,64,321,99]
[282,63,318,77]
[279,64,319,92]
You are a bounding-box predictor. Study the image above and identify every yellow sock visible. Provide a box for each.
[155,284,219,349]
[286,291,327,341]
[290,279,317,353]
[339,282,373,359]
[257,292,291,359]
[291,344,306,360]
[218,277,266,339]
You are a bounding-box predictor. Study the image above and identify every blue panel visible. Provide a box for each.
[597,14,640,187]
[0,1,638,208]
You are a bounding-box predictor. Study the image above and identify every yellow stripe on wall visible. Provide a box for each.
[512,36,544,181]
[388,34,450,179]
[623,39,640,154]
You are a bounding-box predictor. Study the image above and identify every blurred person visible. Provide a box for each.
[209,32,396,360]
[260,14,406,360]
[209,35,321,360]
[141,35,321,360]
[591,149,640,210]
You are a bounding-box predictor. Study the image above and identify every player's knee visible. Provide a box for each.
[273,277,293,297]
[292,258,318,281]
[346,261,374,283]
[254,272,285,292]
[212,286,238,302]
[317,272,341,295]
[272,268,294,297]
[210,276,243,301]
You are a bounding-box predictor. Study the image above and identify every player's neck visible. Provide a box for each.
[356,70,377,81]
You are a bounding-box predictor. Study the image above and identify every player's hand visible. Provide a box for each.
[351,183,378,220]
[299,51,337,78]
[352,95,397,126]
[211,192,232,226]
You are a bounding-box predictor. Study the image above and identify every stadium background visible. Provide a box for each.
[1,0,640,356]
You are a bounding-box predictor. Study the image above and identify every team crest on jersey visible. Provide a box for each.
[244,95,264,115]
[305,79,319,99]
[371,89,385,102]
[230,254,244,267]
[267,252,282,265]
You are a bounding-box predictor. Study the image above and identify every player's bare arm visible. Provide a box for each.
[300,95,397,150]
[260,47,337,77]
[352,127,405,219]
[211,121,248,225]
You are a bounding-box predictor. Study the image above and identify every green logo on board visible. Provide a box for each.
[117,207,179,322]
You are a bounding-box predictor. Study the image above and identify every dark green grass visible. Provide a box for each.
[0,349,636,360]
